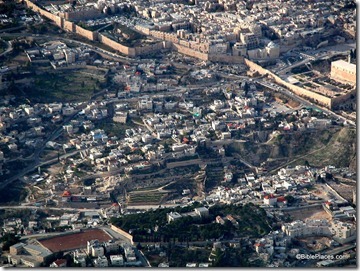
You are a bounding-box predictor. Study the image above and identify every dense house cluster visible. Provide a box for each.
[0,0,356,268]
[34,0,355,61]
[25,41,97,69]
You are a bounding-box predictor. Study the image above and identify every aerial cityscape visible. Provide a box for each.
[0,0,356,268]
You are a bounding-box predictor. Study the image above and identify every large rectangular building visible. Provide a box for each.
[330,60,356,85]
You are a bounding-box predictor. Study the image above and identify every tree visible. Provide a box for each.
[1,233,20,251]
[212,248,226,267]
[136,242,142,250]
[285,195,296,205]
[317,175,324,183]
[163,142,170,153]
[39,25,48,34]
[325,172,333,180]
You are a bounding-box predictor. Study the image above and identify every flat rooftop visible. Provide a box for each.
[332,59,356,73]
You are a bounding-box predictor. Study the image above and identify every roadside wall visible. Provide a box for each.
[110,224,134,245]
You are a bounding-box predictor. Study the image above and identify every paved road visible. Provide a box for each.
[278,58,312,75]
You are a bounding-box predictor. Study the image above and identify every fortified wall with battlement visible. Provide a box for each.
[23,0,245,63]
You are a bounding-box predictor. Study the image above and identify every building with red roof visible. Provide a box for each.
[61,190,71,202]
[50,259,67,267]
[263,194,277,206]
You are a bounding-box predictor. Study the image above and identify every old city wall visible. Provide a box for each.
[23,0,136,57]
[97,33,136,57]
[110,224,134,245]
[63,20,75,32]
[135,42,166,56]
[149,30,165,40]
[331,88,356,108]
[172,43,209,61]
[74,25,98,41]
[62,9,103,22]
[134,25,151,35]
[24,0,62,27]
[244,58,333,108]
[280,79,332,108]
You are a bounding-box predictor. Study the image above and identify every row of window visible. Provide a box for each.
[333,66,356,75]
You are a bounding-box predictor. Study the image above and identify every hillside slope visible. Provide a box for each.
[227,127,356,170]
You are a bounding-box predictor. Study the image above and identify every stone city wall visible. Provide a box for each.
[61,8,103,22]
[74,25,98,41]
[281,79,333,108]
[110,225,134,245]
[331,88,356,108]
[149,30,165,40]
[135,42,167,56]
[24,0,62,27]
[189,41,209,53]
[134,25,151,35]
[244,58,334,108]
[172,43,209,61]
[97,33,136,57]
[164,32,179,44]
[63,20,75,32]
